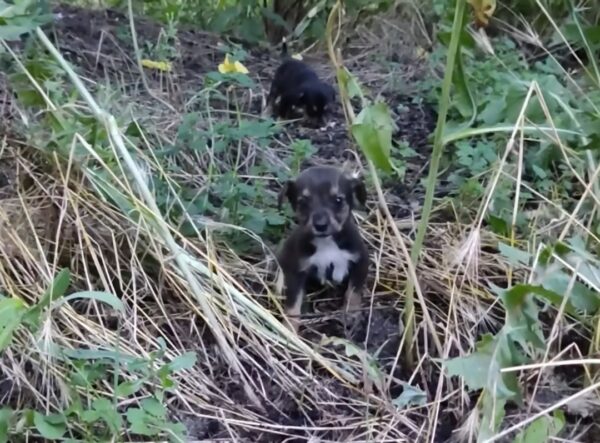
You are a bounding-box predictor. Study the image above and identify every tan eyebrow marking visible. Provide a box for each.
[302,188,311,197]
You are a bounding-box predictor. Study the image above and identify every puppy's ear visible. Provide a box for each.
[351,175,367,207]
[278,180,297,210]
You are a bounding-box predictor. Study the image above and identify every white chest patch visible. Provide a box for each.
[301,237,359,284]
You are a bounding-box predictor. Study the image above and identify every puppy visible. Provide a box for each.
[267,40,336,125]
[276,165,369,331]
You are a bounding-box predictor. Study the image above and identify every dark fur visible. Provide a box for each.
[267,41,336,124]
[276,166,369,329]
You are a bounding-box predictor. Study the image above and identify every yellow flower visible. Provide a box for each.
[141,59,172,72]
[218,54,249,74]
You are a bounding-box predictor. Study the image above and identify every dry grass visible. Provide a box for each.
[0,2,599,442]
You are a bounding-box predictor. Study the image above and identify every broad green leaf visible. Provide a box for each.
[445,333,519,400]
[116,379,145,397]
[498,243,531,266]
[92,398,123,433]
[480,95,507,125]
[165,422,187,443]
[392,383,427,409]
[0,298,27,351]
[352,102,394,172]
[499,285,546,350]
[33,412,66,439]
[52,291,124,312]
[540,273,600,313]
[513,410,565,443]
[337,66,364,101]
[126,408,155,436]
[168,352,197,372]
[0,0,54,40]
[141,397,166,418]
[81,410,101,423]
[0,408,12,443]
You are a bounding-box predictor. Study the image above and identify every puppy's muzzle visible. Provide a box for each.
[310,210,340,236]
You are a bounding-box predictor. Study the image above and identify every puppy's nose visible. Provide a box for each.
[312,213,329,232]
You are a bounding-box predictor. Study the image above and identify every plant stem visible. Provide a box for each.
[403,0,467,361]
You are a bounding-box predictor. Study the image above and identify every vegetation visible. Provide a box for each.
[1,0,600,441]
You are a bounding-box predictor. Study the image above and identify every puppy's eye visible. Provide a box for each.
[334,196,344,206]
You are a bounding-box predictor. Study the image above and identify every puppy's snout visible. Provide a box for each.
[312,212,329,233]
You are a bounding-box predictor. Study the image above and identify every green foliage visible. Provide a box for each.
[0,265,190,440]
[115,0,394,44]
[444,236,600,440]
[0,337,193,440]
[513,411,565,443]
[421,3,600,232]
[352,102,394,173]
[0,0,53,41]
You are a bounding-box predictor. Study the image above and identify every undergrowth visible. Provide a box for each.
[1,0,600,442]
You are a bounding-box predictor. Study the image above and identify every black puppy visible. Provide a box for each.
[267,40,336,124]
[275,165,369,331]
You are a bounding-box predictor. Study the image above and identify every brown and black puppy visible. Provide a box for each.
[276,165,369,331]
[266,40,336,125]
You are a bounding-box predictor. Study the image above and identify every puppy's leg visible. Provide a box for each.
[283,272,306,332]
[343,252,368,332]
[265,85,279,118]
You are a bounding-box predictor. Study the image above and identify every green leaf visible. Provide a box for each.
[24,268,71,328]
[499,285,546,350]
[337,66,364,101]
[498,243,531,266]
[540,272,600,313]
[92,398,123,433]
[52,291,124,312]
[165,421,187,443]
[81,410,102,423]
[141,397,166,419]
[392,383,427,409]
[33,412,66,439]
[0,408,12,443]
[116,379,145,397]
[168,351,197,372]
[322,337,385,392]
[39,268,71,308]
[58,347,136,363]
[452,44,477,125]
[351,102,394,172]
[126,408,155,436]
[513,410,565,443]
[480,95,507,125]
[445,333,520,400]
[0,297,27,351]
